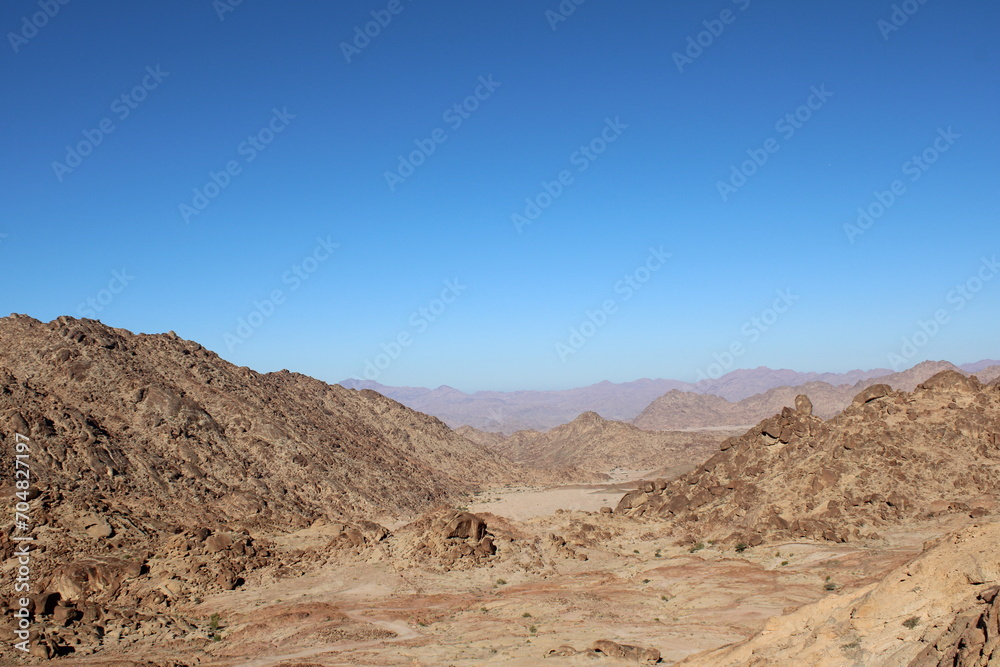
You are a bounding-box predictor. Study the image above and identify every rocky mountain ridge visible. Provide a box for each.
[615,371,1000,546]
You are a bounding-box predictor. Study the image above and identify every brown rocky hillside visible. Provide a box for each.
[0,315,530,530]
[0,315,566,658]
[616,371,1000,546]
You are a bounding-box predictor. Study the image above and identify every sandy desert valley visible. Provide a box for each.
[1,315,999,665]
[5,3,999,665]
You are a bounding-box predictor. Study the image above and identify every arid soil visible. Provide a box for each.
[19,502,968,666]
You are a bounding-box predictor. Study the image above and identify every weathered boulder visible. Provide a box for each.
[46,557,143,602]
[853,384,891,406]
[442,511,486,541]
[204,533,233,554]
[591,639,661,664]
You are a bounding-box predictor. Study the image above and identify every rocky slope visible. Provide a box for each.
[0,315,545,659]
[677,519,1000,666]
[0,315,528,527]
[616,371,1000,546]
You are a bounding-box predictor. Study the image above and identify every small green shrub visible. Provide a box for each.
[522,612,531,618]
[689,542,705,553]
[735,543,748,553]
[903,616,920,629]
[824,582,837,591]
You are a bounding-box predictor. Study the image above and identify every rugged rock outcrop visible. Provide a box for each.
[616,372,1000,544]
[677,520,1000,666]
[389,509,500,570]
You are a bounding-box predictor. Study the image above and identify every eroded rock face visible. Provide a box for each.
[909,585,1000,666]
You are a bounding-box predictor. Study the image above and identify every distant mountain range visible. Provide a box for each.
[340,360,1000,433]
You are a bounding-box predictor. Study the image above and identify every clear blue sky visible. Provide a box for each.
[2,0,997,391]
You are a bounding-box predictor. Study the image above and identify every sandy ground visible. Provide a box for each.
[52,482,973,667]
[464,469,692,520]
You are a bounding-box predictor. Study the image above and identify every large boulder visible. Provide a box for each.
[441,511,486,541]
[852,384,892,406]
[46,557,143,602]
